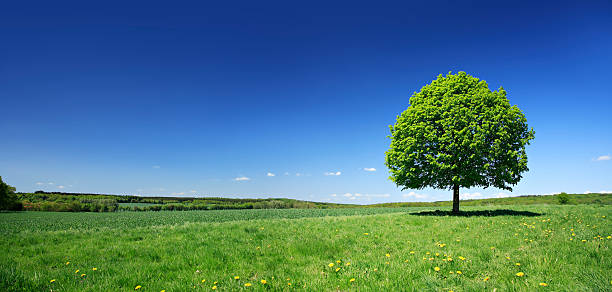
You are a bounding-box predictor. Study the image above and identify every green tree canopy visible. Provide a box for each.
[385,72,535,213]
[0,176,20,210]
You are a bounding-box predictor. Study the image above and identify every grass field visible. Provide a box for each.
[1,205,611,291]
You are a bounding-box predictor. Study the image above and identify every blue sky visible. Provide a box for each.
[1,0,611,204]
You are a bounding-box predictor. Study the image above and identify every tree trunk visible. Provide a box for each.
[452,185,460,214]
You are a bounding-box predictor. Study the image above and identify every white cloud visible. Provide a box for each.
[403,191,428,199]
[152,165,161,169]
[330,193,337,197]
[190,190,197,193]
[172,192,185,196]
[598,190,612,194]
[48,182,54,185]
[267,172,275,177]
[57,185,65,189]
[284,172,290,176]
[341,193,390,199]
[461,192,482,199]
[596,155,611,161]
[234,176,250,181]
[295,173,303,177]
[363,168,376,172]
[324,171,342,176]
[35,182,44,185]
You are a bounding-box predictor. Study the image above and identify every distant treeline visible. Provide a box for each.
[12,191,611,213]
[16,192,352,212]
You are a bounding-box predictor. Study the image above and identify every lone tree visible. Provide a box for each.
[385,72,534,213]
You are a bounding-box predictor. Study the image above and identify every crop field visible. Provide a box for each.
[1,205,611,291]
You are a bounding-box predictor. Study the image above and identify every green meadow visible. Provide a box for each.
[1,204,611,291]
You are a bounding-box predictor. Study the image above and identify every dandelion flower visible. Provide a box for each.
[434,267,440,272]
[483,277,490,281]
[336,260,341,263]
[212,286,217,290]
[65,262,70,265]
[135,285,142,290]
[92,267,97,271]
[386,253,391,258]
[410,251,415,254]
[234,276,240,280]
[456,271,462,274]
[50,279,56,283]
[345,262,351,266]
[363,233,369,235]
[261,279,267,284]
[287,282,292,286]
[214,281,217,284]
[335,267,341,272]
[162,290,166,292]
[458,256,465,261]
[328,263,334,267]
[202,279,206,283]
[515,263,521,266]
[244,283,252,287]
[539,283,548,286]
[81,274,86,277]
[349,278,355,283]
[516,272,525,277]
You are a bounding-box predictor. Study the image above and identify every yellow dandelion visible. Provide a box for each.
[435,253,439,256]
[483,277,490,281]
[135,285,142,290]
[410,251,415,254]
[458,256,466,261]
[386,253,391,257]
[50,279,56,283]
[244,283,252,287]
[447,257,453,261]
[607,236,611,239]
[336,260,341,263]
[162,290,166,292]
[434,267,440,272]
[65,261,70,265]
[539,283,548,286]
[363,233,369,235]
[515,263,521,266]
[516,272,525,277]
[92,267,97,271]
[75,269,79,273]
[582,240,587,242]
[202,279,206,283]
[234,276,240,280]
[213,281,217,284]
[288,282,292,286]
[261,279,267,284]
[335,267,341,272]
[81,274,86,277]
[456,271,462,274]
[328,263,334,267]
[345,262,351,266]
[212,287,217,290]
[349,278,355,283]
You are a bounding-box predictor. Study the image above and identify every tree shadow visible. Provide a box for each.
[410,209,543,217]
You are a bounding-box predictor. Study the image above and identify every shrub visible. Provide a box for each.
[557,192,570,204]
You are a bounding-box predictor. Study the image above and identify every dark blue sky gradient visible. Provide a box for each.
[1,1,611,202]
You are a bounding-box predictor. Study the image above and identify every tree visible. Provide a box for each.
[385,72,535,213]
[1,176,21,210]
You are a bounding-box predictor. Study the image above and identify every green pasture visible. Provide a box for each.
[1,205,610,291]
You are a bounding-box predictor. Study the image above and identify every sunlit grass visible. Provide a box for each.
[1,205,610,291]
